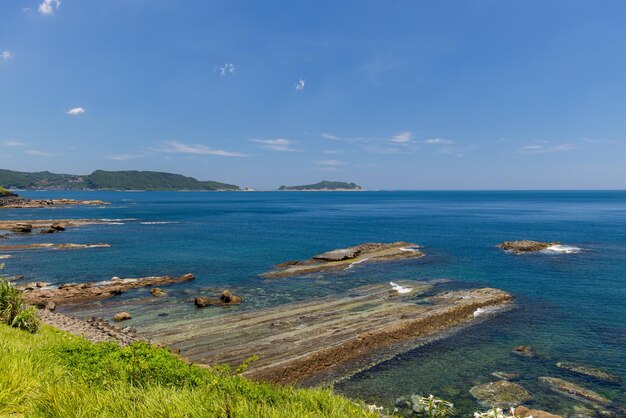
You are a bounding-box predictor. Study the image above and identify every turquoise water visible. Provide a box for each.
[3,190,626,416]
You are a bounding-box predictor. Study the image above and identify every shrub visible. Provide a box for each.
[0,267,40,333]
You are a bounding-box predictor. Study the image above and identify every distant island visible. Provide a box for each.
[0,169,240,191]
[278,181,362,191]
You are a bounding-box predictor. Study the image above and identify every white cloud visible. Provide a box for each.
[4,140,24,147]
[316,159,346,166]
[66,107,85,116]
[391,131,412,143]
[425,138,453,145]
[323,149,343,155]
[252,138,295,152]
[26,149,53,157]
[107,154,141,161]
[38,0,60,15]
[1,51,12,60]
[321,132,340,140]
[295,79,305,91]
[520,143,576,154]
[158,141,246,157]
[218,63,235,76]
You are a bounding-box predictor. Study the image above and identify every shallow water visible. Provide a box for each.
[3,190,626,416]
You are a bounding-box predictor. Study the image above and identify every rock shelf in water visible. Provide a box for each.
[21,273,195,306]
[261,241,424,278]
[0,243,111,251]
[0,219,108,232]
[144,281,512,385]
[538,376,611,406]
[497,240,561,253]
[556,361,622,384]
[0,197,108,208]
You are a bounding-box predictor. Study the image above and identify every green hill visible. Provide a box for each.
[0,169,239,191]
[278,181,362,191]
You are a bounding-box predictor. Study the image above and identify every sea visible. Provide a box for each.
[2,190,625,416]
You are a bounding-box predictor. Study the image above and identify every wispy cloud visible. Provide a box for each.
[4,140,24,147]
[157,140,246,157]
[295,79,305,91]
[316,159,346,166]
[1,51,12,60]
[38,0,60,15]
[390,131,412,143]
[321,132,341,140]
[323,149,344,155]
[26,149,53,157]
[107,154,142,161]
[218,63,235,76]
[252,138,295,152]
[519,143,576,154]
[425,138,453,145]
[66,107,85,116]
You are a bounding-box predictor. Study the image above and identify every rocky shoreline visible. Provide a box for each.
[0,219,108,233]
[0,196,108,208]
[261,241,424,278]
[21,273,195,306]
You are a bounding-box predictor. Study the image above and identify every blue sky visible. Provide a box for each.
[1,1,626,190]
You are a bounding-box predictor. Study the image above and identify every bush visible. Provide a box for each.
[0,269,40,333]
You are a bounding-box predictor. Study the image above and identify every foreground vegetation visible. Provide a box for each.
[0,323,375,417]
[0,186,16,196]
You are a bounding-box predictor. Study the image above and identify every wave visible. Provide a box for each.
[100,218,137,222]
[390,281,412,294]
[473,305,503,318]
[345,258,369,269]
[541,244,582,254]
[399,246,421,252]
[140,221,179,225]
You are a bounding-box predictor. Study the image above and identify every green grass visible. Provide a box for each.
[0,186,16,196]
[0,324,374,417]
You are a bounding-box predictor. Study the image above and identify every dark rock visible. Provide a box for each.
[498,240,560,253]
[491,371,520,381]
[313,247,362,261]
[36,300,56,311]
[157,312,169,317]
[194,296,211,307]
[113,312,132,322]
[151,287,167,297]
[512,345,538,358]
[10,223,32,233]
[469,380,531,408]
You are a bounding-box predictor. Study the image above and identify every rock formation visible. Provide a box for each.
[497,240,560,253]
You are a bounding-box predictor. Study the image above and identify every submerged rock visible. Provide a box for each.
[194,290,242,308]
[538,376,611,406]
[113,312,132,322]
[150,287,167,297]
[512,345,539,358]
[498,240,560,253]
[514,406,562,418]
[556,361,622,384]
[491,371,520,381]
[469,380,531,408]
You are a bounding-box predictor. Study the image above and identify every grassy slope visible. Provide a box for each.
[0,324,372,418]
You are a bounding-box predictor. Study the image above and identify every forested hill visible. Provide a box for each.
[0,169,240,191]
[278,181,362,191]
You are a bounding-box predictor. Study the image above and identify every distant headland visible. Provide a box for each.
[0,169,240,191]
[278,181,362,191]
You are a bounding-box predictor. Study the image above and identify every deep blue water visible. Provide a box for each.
[2,190,626,416]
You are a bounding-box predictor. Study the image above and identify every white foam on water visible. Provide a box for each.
[140,221,179,225]
[0,255,12,259]
[390,281,412,294]
[100,218,137,222]
[346,258,369,269]
[542,244,582,254]
[399,246,421,252]
[473,306,501,318]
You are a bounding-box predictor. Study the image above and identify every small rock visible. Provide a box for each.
[220,290,242,304]
[512,345,538,358]
[113,312,132,322]
[194,296,211,308]
[469,380,531,408]
[394,397,411,410]
[157,312,169,317]
[35,300,56,311]
[121,326,137,334]
[10,223,32,233]
[150,287,167,297]
[51,223,65,231]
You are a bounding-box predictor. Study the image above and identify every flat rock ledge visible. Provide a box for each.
[0,219,108,233]
[261,241,424,278]
[556,361,622,384]
[0,243,111,251]
[21,273,195,306]
[38,309,144,346]
[146,282,512,386]
[497,240,560,253]
[0,197,108,209]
